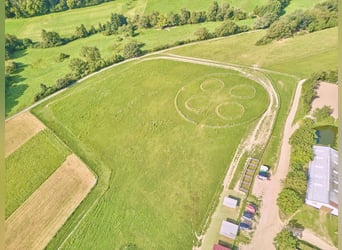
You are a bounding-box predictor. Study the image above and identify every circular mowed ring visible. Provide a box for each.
[215,102,245,121]
[229,84,256,99]
[185,95,209,114]
[200,79,225,93]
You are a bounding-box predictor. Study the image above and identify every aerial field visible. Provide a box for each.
[33,58,269,249]
[5,154,96,250]
[5,129,70,217]
[5,111,46,157]
[5,0,146,40]
[6,20,236,117]
[170,27,338,78]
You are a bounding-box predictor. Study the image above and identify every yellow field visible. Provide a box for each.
[5,154,96,250]
[5,112,46,157]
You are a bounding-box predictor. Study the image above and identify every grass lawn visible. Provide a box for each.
[170,27,338,78]
[33,58,269,249]
[284,0,327,14]
[5,0,146,41]
[260,73,297,169]
[5,19,254,117]
[293,206,338,247]
[5,129,70,218]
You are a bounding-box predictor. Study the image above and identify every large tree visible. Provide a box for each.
[41,29,62,48]
[123,42,142,58]
[277,188,303,215]
[274,229,298,250]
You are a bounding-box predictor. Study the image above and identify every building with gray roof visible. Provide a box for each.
[305,145,338,216]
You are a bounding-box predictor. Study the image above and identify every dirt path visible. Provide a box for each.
[5,154,96,250]
[5,111,46,157]
[241,80,304,249]
[142,55,280,249]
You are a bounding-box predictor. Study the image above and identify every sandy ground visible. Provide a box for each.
[5,111,46,157]
[5,154,97,250]
[301,229,337,250]
[311,82,338,119]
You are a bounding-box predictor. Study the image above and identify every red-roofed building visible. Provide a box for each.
[213,243,231,250]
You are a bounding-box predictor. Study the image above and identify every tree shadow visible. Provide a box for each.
[5,82,29,117]
[5,63,29,116]
[11,49,28,60]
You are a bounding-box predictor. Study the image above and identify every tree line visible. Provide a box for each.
[277,69,337,217]
[5,0,114,18]
[256,0,338,45]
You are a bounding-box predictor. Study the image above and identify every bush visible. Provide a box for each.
[277,188,303,215]
[274,229,298,250]
[58,53,70,62]
[123,42,142,58]
[56,77,75,89]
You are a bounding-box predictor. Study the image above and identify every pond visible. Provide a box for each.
[315,125,337,146]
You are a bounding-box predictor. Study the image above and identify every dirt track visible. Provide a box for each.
[5,154,96,250]
[5,111,46,157]
[240,80,304,249]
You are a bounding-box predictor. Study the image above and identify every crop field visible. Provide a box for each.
[170,27,338,78]
[5,111,46,157]
[5,129,70,218]
[6,154,96,250]
[33,58,269,249]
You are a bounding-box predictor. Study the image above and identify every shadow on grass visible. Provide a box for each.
[5,73,28,117]
[11,49,28,60]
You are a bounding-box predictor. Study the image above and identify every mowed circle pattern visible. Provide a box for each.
[175,74,268,128]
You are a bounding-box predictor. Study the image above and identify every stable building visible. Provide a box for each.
[305,145,338,216]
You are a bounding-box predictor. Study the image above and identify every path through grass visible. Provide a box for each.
[33,58,269,249]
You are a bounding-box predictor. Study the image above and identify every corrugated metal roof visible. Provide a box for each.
[306,145,338,206]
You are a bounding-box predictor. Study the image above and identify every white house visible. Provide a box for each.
[305,145,338,216]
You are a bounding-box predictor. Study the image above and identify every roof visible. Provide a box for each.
[213,244,231,250]
[219,221,239,240]
[306,145,338,207]
[223,197,238,208]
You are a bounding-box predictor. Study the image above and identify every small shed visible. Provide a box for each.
[219,221,239,240]
[223,197,238,209]
[213,244,231,250]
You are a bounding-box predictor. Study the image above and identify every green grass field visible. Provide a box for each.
[5,0,146,41]
[5,129,70,218]
[7,19,257,117]
[260,73,297,168]
[33,58,269,249]
[170,27,338,78]
[284,0,326,14]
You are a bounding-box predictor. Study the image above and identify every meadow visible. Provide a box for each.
[5,0,146,41]
[33,58,269,249]
[170,27,338,78]
[5,0,329,117]
[7,19,256,117]
[5,129,70,218]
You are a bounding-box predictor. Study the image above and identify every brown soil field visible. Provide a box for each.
[311,82,338,119]
[5,112,46,157]
[5,154,97,250]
